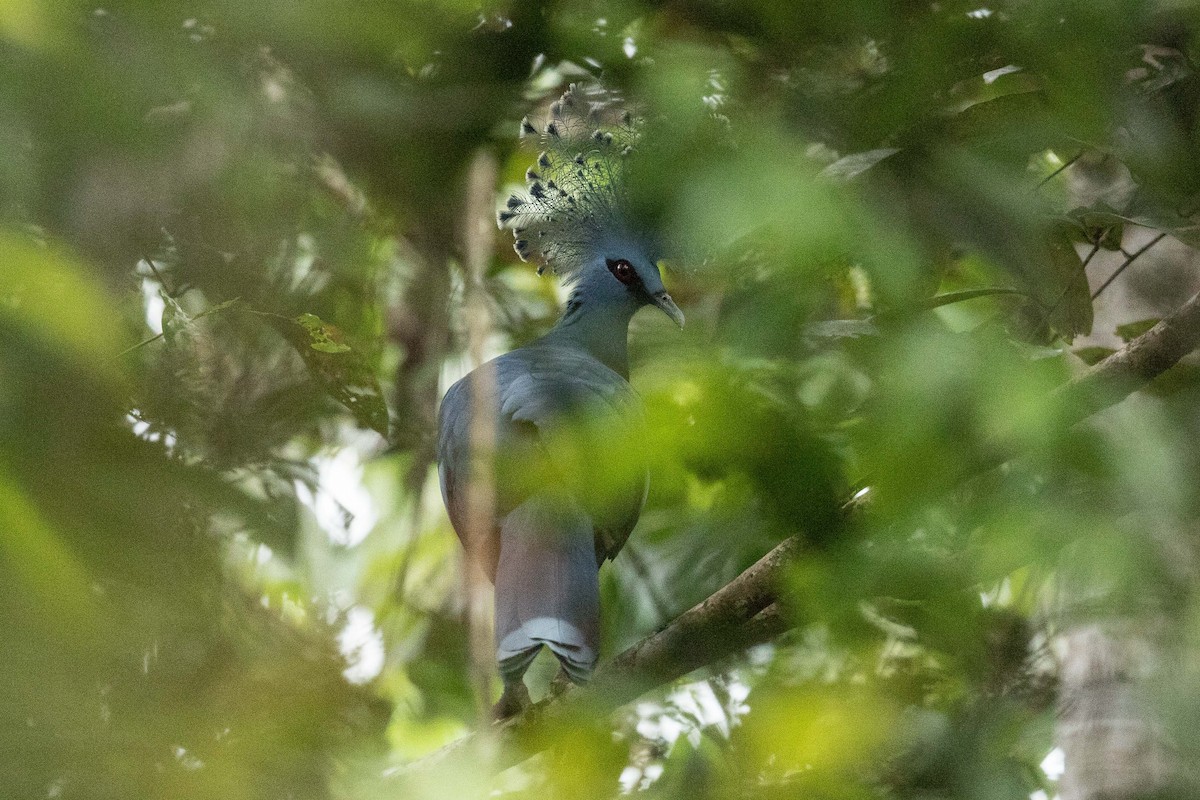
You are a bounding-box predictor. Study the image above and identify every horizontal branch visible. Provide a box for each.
[1057,289,1200,417]
[403,289,1200,780]
[589,542,799,703]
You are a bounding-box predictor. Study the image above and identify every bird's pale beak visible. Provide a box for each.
[652,291,685,329]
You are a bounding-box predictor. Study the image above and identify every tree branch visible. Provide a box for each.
[1090,232,1166,300]
[402,289,1200,779]
[1058,289,1200,416]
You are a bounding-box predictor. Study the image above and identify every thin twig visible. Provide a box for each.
[141,254,172,295]
[1034,152,1082,191]
[118,297,241,357]
[117,332,165,358]
[1091,232,1167,300]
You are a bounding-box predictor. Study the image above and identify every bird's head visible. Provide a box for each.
[574,235,684,328]
[497,83,684,329]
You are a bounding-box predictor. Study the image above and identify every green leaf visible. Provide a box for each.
[1043,228,1094,341]
[1065,206,1126,250]
[1115,318,1160,342]
[918,287,1028,310]
[275,313,389,436]
[192,297,241,321]
[1167,225,1200,249]
[819,148,900,182]
[1065,204,1200,250]
[0,231,124,376]
[294,312,353,353]
[945,66,1041,116]
[0,466,106,635]
[1097,224,1124,251]
[1074,346,1116,365]
[1145,362,1200,397]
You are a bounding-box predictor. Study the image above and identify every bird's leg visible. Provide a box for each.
[493,679,531,721]
[548,666,574,698]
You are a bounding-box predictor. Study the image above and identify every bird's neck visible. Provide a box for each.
[545,292,635,379]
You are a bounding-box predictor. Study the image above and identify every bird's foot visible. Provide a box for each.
[493,680,531,722]
[548,667,575,698]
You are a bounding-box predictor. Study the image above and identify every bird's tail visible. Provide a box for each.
[494,494,599,686]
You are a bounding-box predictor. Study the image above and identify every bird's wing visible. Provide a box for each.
[436,375,489,570]
[437,344,646,575]
[508,345,647,562]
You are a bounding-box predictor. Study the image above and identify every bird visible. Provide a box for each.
[437,83,684,718]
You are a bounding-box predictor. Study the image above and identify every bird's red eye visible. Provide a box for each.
[607,258,637,286]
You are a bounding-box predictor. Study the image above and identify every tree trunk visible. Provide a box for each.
[1056,620,1172,800]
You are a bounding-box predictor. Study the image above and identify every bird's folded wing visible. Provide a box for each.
[504,347,647,561]
[437,344,647,571]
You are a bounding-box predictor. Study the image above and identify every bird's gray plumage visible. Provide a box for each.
[436,83,682,710]
[437,342,648,684]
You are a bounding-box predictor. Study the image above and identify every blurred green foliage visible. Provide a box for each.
[4,1,1200,798]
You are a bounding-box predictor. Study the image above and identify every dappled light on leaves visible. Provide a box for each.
[4,2,1200,800]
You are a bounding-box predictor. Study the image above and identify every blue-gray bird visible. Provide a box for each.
[437,85,683,717]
